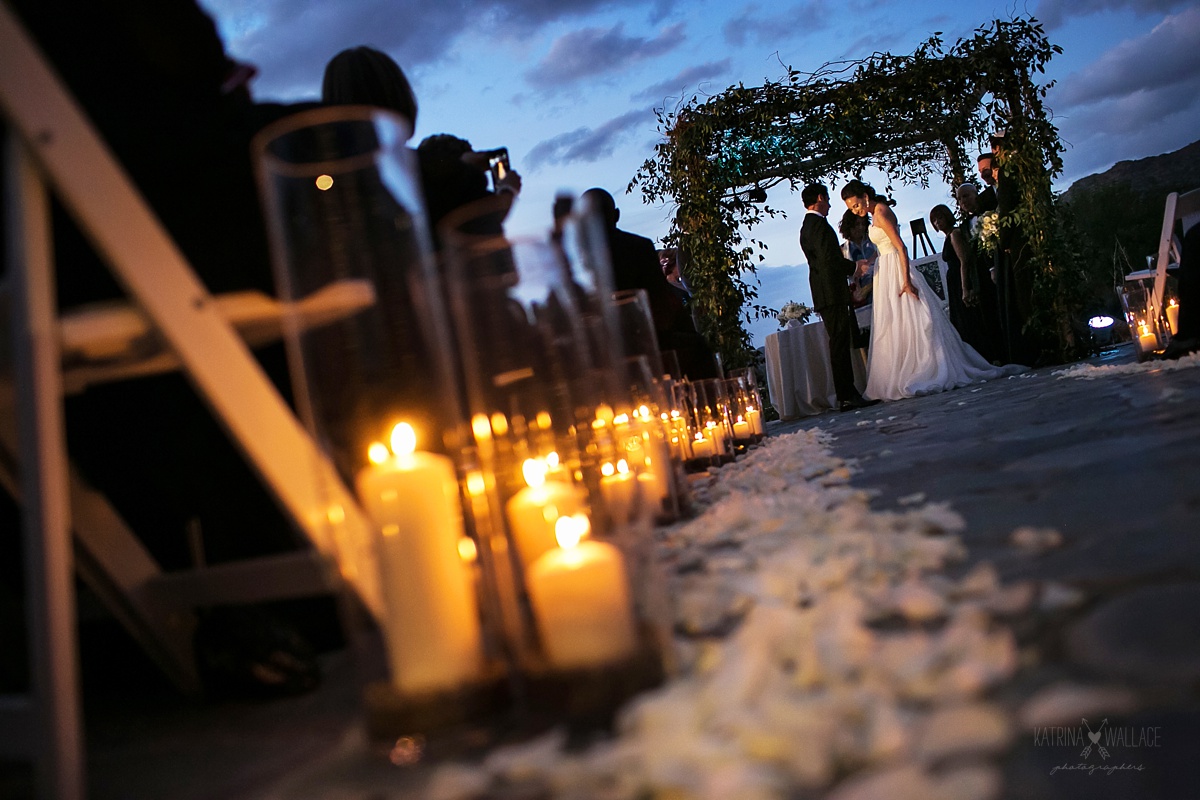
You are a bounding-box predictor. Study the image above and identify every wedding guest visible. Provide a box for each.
[990,134,1036,365]
[418,133,522,251]
[838,209,877,309]
[321,46,418,134]
[930,203,999,362]
[799,184,877,411]
[976,152,999,213]
[657,246,696,313]
[582,189,717,378]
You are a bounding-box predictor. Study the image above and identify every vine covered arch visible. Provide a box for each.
[631,17,1084,368]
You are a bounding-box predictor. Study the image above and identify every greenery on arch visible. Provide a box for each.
[630,17,1088,368]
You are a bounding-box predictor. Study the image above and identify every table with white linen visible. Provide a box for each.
[764,305,871,419]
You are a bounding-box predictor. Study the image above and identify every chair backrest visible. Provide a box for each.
[1153,188,1200,313]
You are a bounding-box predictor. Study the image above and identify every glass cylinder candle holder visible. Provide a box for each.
[728,367,766,441]
[611,289,666,382]
[694,377,736,464]
[622,355,683,523]
[254,107,507,733]
[1117,282,1161,359]
[670,379,717,472]
[724,377,757,449]
[441,213,668,723]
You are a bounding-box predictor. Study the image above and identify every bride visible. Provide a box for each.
[840,180,1024,400]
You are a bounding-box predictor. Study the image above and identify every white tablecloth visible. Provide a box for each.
[764,306,871,419]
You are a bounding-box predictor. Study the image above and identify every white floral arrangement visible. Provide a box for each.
[974,210,1001,255]
[777,300,813,327]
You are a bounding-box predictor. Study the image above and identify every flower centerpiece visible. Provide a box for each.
[973,210,1001,255]
[777,301,813,328]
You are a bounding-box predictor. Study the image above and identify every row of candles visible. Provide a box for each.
[254,106,768,715]
[1132,296,1180,354]
[351,370,766,698]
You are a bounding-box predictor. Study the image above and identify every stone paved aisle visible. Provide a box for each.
[782,343,1200,799]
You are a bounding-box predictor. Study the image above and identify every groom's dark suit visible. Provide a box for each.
[800,210,861,404]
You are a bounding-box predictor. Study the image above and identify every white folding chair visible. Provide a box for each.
[1124,188,1200,343]
[0,7,383,797]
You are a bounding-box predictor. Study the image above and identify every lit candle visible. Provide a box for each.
[732,416,752,441]
[706,421,728,455]
[600,459,639,525]
[526,515,638,669]
[1137,322,1157,352]
[643,435,673,503]
[1167,301,1180,336]
[613,413,646,467]
[746,407,764,436]
[506,458,588,568]
[690,433,713,460]
[355,423,483,694]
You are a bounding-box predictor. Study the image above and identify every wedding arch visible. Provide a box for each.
[630,17,1084,367]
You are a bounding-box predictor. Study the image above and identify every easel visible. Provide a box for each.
[0,6,383,797]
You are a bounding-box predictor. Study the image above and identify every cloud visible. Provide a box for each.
[199,0,472,98]
[1049,8,1200,182]
[197,0,680,100]
[525,23,686,88]
[1034,0,1191,29]
[525,108,653,167]
[631,59,732,104]
[723,2,829,47]
[1053,7,1200,107]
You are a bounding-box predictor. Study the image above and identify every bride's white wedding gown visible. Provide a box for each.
[864,222,1024,400]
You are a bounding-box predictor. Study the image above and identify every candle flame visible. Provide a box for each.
[522,458,548,488]
[535,410,552,429]
[466,471,486,497]
[367,442,390,465]
[616,459,630,475]
[613,413,630,425]
[390,422,416,456]
[545,451,560,469]
[601,461,616,477]
[471,414,492,441]
[315,174,333,191]
[554,513,590,549]
[490,412,509,436]
[639,405,651,418]
[457,536,478,562]
[596,404,615,425]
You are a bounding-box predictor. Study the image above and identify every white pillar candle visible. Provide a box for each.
[355,423,483,695]
[746,407,764,436]
[706,422,728,455]
[643,435,673,503]
[690,433,713,460]
[1137,324,1157,352]
[526,518,637,669]
[1167,303,1180,336]
[600,459,638,526]
[506,458,588,568]
[732,417,752,440]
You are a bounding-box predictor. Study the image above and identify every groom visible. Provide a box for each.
[799,184,879,412]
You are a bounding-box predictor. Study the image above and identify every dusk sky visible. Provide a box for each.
[199,0,1200,346]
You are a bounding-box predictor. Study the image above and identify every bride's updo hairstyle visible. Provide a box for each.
[840,180,895,207]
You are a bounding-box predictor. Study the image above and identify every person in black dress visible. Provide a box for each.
[930,203,999,363]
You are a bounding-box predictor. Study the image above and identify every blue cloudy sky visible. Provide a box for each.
[199,0,1200,346]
